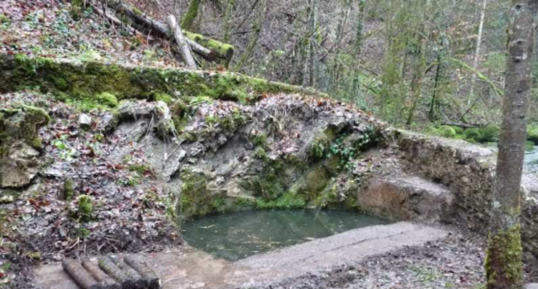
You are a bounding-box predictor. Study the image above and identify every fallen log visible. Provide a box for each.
[184,31,234,64]
[124,256,161,289]
[98,257,136,288]
[103,0,233,62]
[62,260,101,289]
[82,260,121,289]
[442,122,485,129]
[167,15,197,69]
[109,256,146,289]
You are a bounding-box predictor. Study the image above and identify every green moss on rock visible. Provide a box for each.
[0,55,327,106]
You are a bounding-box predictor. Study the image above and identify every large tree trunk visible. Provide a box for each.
[168,15,197,69]
[485,1,537,288]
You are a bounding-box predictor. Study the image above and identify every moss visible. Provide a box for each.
[53,77,68,91]
[464,128,483,143]
[178,170,256,220]
[3,105,51,147]
[128,164,152,175]
[0,55,326,107]
[255,191,306,209]
[95,92,118,107]
[77,195,93,222]
[254,147,268,161]
[181,0,201,30]
[63,178,74,200]
[485,225,523,288]
[0,14,9,24]
[479,125,500,143]
[251,132,268,148]
[438,125,457,138]
[154,93,174,105]
[184,31,235,62]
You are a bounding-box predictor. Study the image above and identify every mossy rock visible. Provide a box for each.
[0,54,327,107]
[478,125,500,143]
[464,128,483,143]
[1,105,50,149]
[438,125,458,138]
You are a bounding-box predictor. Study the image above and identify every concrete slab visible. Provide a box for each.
[233,222,449,285]
[35,222,450,289]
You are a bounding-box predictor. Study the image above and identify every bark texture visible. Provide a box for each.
[485,1,537,288]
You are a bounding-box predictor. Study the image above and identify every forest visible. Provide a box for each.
[1,0,538,288]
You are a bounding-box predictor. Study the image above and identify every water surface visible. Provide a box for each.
[182,209,391,261]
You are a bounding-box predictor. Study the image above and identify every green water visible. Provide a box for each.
[182,209,391,261]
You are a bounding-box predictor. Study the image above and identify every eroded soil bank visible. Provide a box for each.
[1,56,538,288]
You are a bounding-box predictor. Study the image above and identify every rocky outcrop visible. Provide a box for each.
[0,105,50,188]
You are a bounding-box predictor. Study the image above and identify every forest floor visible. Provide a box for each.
[0,0,179,68]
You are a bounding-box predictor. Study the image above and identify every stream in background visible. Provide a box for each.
[182,209,391,261]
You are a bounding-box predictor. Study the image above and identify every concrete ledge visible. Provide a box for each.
[234,222,450,285]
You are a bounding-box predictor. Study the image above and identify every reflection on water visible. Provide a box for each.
[182,209,391,261]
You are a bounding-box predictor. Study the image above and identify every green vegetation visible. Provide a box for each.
[63,178,75,201]
[1,54,325,109]
[429,124,504,144]
[76,195,93,222]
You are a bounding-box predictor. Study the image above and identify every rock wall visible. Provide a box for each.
[395,130,538,261]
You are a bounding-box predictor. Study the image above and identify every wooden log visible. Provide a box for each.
[441,122,484,129]
[82,260,121,289]
[184,31,234,64]
[62,260,101,289]
[109,256,146,289]
[167,15,197,69]
[103,0,232,61]
[98,257,136,288]
[124,256,162,289]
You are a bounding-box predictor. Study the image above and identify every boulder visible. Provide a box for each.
[0,141,41,188]
[358,176,453,224]
[78,113,92,129]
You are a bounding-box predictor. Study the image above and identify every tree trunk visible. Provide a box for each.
[485,1,537,288]
[233,0,266,71]
[167,15,197,69]
[222,0,236,43]
[468,0,488,105]
[353,0,366,57]
[303,0,319,88]
[429,51,445,121]
[181,0,201,31]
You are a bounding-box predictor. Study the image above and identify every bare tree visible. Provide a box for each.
[485,1,537,288]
